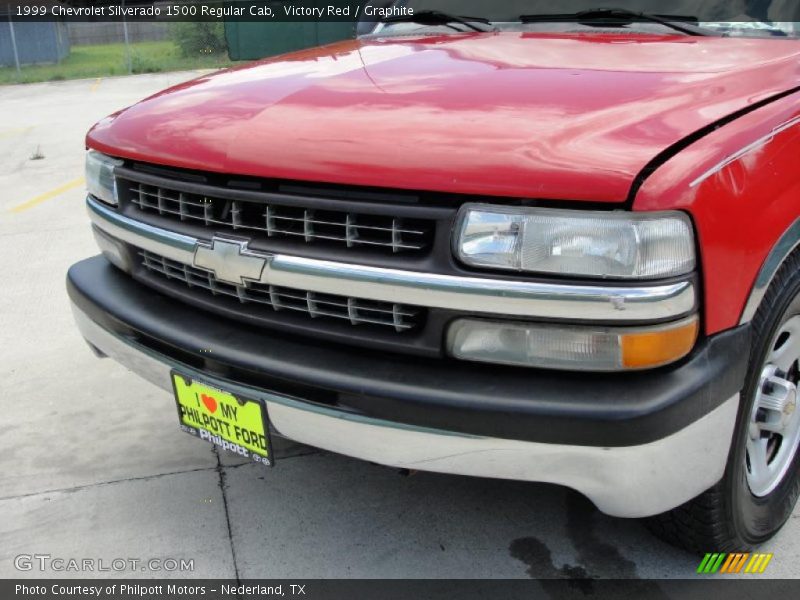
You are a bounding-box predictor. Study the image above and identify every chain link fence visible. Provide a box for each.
[0,4,233,84]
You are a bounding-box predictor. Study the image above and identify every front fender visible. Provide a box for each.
[633,91,800,335]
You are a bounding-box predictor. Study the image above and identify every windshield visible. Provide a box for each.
[359,0,800,38]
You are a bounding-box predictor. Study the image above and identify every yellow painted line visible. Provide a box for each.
[90,78,102,92]
[0,126,33,139]
[9,177,85,214]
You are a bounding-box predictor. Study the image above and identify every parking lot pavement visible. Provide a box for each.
[1,72,798,580]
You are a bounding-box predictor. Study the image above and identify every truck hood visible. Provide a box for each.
[87,33,800,202]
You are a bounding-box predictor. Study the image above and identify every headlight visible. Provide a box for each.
[86,150,123,206]
[454,205,695,279]
[448,316,699,371]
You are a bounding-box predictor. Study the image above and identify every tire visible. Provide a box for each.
[647,251,800,553]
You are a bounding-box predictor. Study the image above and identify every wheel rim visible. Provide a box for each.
[746,315,800,497]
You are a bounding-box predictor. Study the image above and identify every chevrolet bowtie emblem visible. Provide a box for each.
[193,237,269,286]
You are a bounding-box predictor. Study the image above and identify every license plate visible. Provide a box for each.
[171,373,272,466]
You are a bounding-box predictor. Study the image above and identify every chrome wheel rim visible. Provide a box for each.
[746,315,800,497]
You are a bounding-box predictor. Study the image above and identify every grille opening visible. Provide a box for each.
[127,182,433,253]
[138,250,423,333]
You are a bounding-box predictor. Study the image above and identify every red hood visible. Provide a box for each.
[87,33,800,202]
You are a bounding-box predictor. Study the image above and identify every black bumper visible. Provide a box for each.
[68,255,750,447]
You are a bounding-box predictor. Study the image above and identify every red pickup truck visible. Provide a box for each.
[68,8,800,553]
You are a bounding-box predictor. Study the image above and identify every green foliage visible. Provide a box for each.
[129,51,161,74]
[170,22,228,57]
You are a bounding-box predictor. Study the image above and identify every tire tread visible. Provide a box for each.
[646,249,800,553]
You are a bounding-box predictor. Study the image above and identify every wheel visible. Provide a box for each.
[647,252,800,553]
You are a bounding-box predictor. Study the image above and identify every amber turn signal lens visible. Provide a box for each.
[448,316,699,371]
[621,317,699,369]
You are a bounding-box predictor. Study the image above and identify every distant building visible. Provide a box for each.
[0,5,70,67]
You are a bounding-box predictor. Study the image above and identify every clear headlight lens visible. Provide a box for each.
[448,316,699,372]
[455,205,695,279]
[86,150,123,206]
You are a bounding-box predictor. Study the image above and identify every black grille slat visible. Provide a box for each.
[128,182,433,253]
[139,250,421,332]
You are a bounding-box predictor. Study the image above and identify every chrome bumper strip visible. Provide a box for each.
[88,197,696,322]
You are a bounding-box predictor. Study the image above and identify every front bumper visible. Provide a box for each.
[68,256,749,517]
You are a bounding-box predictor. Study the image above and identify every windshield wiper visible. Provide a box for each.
[519,8,716,37]
[381,10,494,33]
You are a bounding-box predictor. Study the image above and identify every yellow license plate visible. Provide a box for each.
[172,373,272,466]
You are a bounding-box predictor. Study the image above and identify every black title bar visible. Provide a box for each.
[2,0,800,23]
[5,579,800,600]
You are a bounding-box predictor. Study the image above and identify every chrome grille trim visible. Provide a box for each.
[139,250,421,332]
[128,182,432,253]
[88,197,698,322]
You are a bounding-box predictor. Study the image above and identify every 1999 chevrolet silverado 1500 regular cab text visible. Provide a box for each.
[67,2,800,552]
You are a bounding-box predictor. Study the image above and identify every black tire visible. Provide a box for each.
[647,250,800,553]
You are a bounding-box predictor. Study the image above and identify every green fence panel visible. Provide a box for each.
[225,1,357,61]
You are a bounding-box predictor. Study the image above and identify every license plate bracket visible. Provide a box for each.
[171,372,273,467]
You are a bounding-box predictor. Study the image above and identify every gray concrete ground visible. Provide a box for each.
[0,73,798,580]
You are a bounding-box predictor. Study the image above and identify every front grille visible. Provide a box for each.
[128,182,433,254]
[139,250,421,333]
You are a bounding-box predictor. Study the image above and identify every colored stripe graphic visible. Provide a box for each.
[699,553,773,574]
[720,553,749,573]
[697,553,726,574]
[745,553,773,573]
